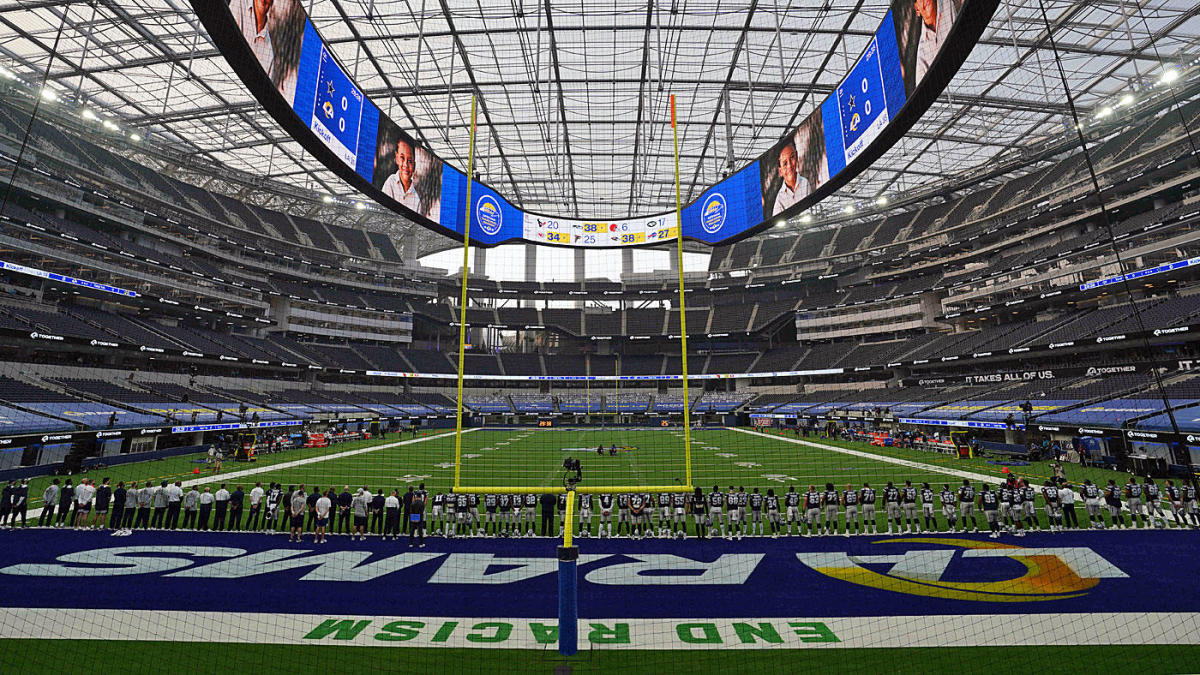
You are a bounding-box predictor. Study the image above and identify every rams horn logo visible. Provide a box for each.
[322,101,335,120]
[796,538,1127,602]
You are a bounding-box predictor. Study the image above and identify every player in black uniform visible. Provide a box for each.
[920,483,936,533]
[557,492,568,537]
[979,484,1001,538]
[656,492,672,537]
[524,493,539,536]
[616,493,631,537]
[1041,480,1061,532]
[901,481,919,533]
[939,484,957,533]
[883,482,902,534]
[1185,481,1200,527]
[803,485,822,536]
[467,493,481,535]
[672,491,688,538]
[1164,480,1186,528]
[765,488,781,537]
[749,488,765,536]
[629,493,647,538]
[822,483,840,536]
[1081,479,1103,528]
[784,487,801,536]
[842,484,860,536]
[484,493,499,536]
[692,487,708,539]
[1020,479,1039,531]
[957,480,978,532]
[860,483,877,535]
[1008,481,1026,536]
[1104,479,1125,529]
[707,486,726,538]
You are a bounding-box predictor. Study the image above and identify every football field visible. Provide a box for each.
[3,426,1199,673]
[18,426,1145,529]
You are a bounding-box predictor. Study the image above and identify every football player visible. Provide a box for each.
[901,480,919,534]
[1165,480,1186,528]
[804,484,822,536]
[765,488,781,537]
[979,484,1001,538]
[707,485,725,538]
[957,479,977,532]
[1020,479,1038,531]
[822,483,840,536]
[920,482,936,533]
[1143,478,1165,529]
[578,492,593,537]
[672,490,689,538]
[1081,479,1103,528]
[1124,477,1145,528]
[842,483,860,536]
[860,482,877,535]
[657,491,672,537]
[616,492,631,537]
[483,493,499,536]
[597,492,614,538]
[1041,480,1061,532]
[785,486,802,535]
[883,481,902,534]
[939,484,957,533]
[1104,479,1125,529]
[749,487,765,536]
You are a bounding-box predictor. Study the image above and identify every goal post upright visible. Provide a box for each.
[670,93,694,489]
[452,95,478,493]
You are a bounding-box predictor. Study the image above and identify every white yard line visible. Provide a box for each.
[25,429,477,519]
[728,427,1003,485]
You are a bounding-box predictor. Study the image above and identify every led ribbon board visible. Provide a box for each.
[195,0,998,248]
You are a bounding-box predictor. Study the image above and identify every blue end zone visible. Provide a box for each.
[0,530,1195,619]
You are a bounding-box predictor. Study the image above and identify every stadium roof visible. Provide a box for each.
[0,0,1198,245]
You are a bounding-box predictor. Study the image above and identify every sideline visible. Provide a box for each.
[728,427,1005,485]
[24,429,478,520]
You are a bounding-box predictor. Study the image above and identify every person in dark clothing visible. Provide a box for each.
[56,479,74,526]
[337,486,352,534]
[1,481,13,526]
[369,491,386,533]
[229,485,245,530]
[402,487,414,534]
[213,485,230,530]
[92,478,112,529]
[383,490,400,540]
[8,480,28,527]
[111,482,127,529]
[408,484,427,547]
[305,487,320,531]
[39,479,60,526]
[540,493,557,536]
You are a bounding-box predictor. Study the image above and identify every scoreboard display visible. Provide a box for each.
[522,213,674,248]
[206,0,989,248]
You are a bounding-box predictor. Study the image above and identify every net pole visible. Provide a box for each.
[557,489,579,656]
[452,95,478,491]
[670,94,693,488]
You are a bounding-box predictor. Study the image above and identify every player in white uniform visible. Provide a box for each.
[707,486,726,538]
[841,484,860,536]
[672,492,688,538]
[765,489,782,537]
[1142,478,1166,528]
[822,483,840,536]
[860,483,877,535]
[656,492,672,537]
[803,485,822,537]
[726,487,740,540]
[748,488,765,536]
[523,493,538,536]
[920,483,936,533]
[957,480,977,532]
[784,487,801,535]
[1081,480,1103,527]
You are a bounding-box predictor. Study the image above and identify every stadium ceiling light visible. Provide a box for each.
[81,109,97,121]
[129,132,141,142]
[355,202,366,210]
[0,65,14,80]
[800,214,813,224]
[774,219,786,228]
[875,196,889,206]
[1095,107,1113,119]
[1161,69,1179,85]
[102,119,119,131]
[1119,94,1134,107]
[322,195,334,203]
[39,88,57,102]
[842,205,856,214]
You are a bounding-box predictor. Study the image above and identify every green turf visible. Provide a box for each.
[3,640,1197,674]
[18,426,1146,532]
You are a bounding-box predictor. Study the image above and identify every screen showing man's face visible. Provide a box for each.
[915,0,938,29]
[394,141,415,190]
[253,0,273,32]
[777,143,798,191]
